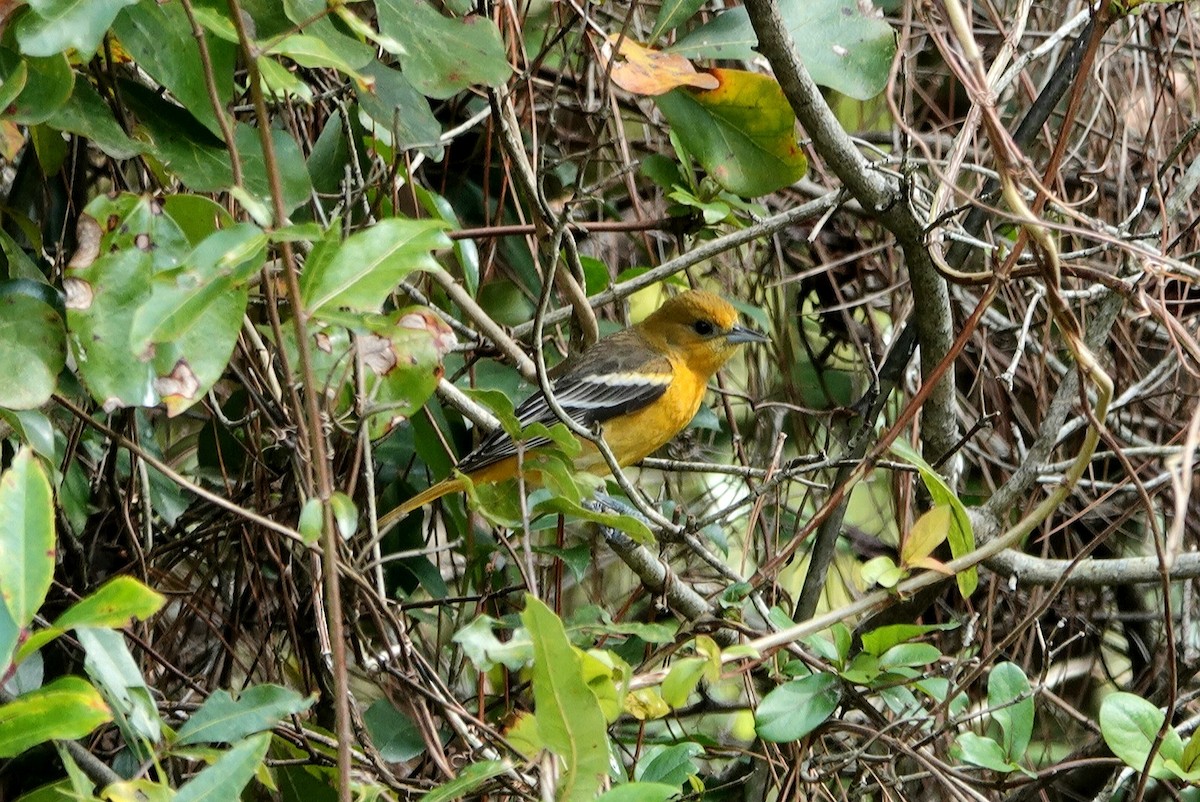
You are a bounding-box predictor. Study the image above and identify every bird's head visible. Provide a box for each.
[639,290,769,377]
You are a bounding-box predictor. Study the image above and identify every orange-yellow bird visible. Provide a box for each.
[381,290,767,525]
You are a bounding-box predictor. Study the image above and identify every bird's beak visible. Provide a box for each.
[726,325,769,344]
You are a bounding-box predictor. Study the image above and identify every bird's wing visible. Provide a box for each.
[456,336,673,474]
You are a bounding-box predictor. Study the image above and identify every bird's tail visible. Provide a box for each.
[376,476,468,533]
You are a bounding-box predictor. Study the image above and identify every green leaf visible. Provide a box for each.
[268,223,324,244]
[0,281,65,409]
[149,281,248,417]
[266,34,368,82]
[15,0,139,58]
[0,409,55,458]
[121,82,229,183]
[43,78,142,159]
[112,0,235,136]
[636,741,703,786]
[578,648,629,724]
[163,195,236,246]
[988,662,1034,763]
[176,685,315,746]
[173,731,271,802]
[0,602,25,686]
[576,618,677,645]
[859,622,958,657]
[650,0,708,42]
[300,218,450,313]
[58,458,89,536]
[64,249,155,410]
[375,0,513,99]
[257,55,314,103]
[521,596,609,801]
[424,760,509,802]
[535,544,592,583]
[297,497,322,546]
[0,60,28,114]
[363,699,427,762]
[307,113,355,198]
[57,199,251,417]
[953,731,1017,773]
[357,306,457,439]
[129,224,266,351]
[19,576,165,662]
[77,627,161,743]
[838,652,880,685]
[661,657,707,708]
[596,783,682,802]
[670,0,895,100]
[414,187,476,292]
[284,0,375,68]
[356,60,443,159]
[86,193,194,266]
[452,616,533,672]
[0,229,43,283]
[55,745,99,800]
[124,84,311,214]
[756,672,840,742]
[655,70,807,197]
[469,448,584,527]
[66,192,214,411]
[1162,757,1200,783]
[330,492,357,539]
[803,628,845,666]
[1099,692,1183,780]
[624,687,670,721]
[234,124,313,215]
[0,448,55,629]
[0,676,111,758]
[64,578,162,631]
[534,493,655,545]
[0,47,73,125]
[30,121,67,173]
[186,0,239,42]
[1182,728,1200,772]
[58,576,163,631]
[890,438,977,597]
[878,642,941,671]
[860,555,905,589]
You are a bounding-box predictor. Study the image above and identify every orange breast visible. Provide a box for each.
[467,357,707,480]
[578,357,706,471]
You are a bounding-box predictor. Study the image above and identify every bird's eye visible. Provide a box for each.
[692,319,716,336]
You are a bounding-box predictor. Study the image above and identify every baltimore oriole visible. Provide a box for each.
[381,290,767,524]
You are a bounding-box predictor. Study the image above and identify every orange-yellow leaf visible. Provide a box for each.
[604,34,719,96]
[909,556,955,575]
[901,505,951,566]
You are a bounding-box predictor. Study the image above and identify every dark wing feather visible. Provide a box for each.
[457,334,672,474]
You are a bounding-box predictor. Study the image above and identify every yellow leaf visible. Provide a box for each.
[604,34,719,96]
[901,505,951,566]
[624,687,670,720]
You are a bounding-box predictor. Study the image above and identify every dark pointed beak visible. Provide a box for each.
[727,324,769,345]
